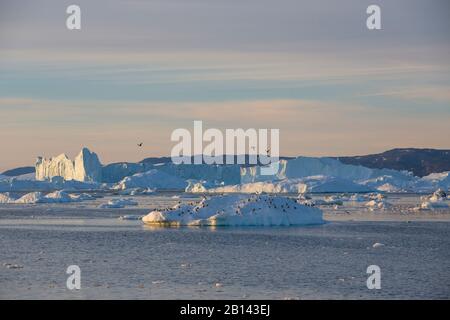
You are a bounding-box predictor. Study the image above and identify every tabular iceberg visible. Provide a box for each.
[142,194,324,226]
[194,175,372,194]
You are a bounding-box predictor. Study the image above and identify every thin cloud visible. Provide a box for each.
[357,86,450,103]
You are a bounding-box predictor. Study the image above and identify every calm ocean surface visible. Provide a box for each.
[1,193,449,299]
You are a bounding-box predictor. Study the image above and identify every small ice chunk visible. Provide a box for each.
[99,198,138,209]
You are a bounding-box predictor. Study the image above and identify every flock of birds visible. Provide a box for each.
[155,194,302,218]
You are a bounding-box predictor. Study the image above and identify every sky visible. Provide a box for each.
[0,0,450,171]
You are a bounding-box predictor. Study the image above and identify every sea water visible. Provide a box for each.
[0,193,449,299]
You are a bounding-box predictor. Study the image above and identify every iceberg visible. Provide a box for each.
[118,215,144,220]
[419,201,449,210]
[69,193,96,201]
[114,169,187,191]
[142,194,324,226]
[38,191,96,203]
[13,173,36,181]
[419,172,450,190]
[365,198,392,211]
[99,198,138,209]
[321,196,343,205]
[118,187,155,195]
[102,161,240,185]
[35,148,102,182]
[240,157,411,182]
[360,175,416,192]
[6,147,450,194]
[429,189,447,201]
[2,191,98,204]
[0,176,103,192]
[15,192,45,204]
[415,189,449,210]
[185,181,208,193]
[42,191,74,203]
[239,156,431,193]
[297,195,344,206]
[101,162,146,183]
[347,194,367,202]
[188,176,371,194]
[159,163,241,186]
[0,193,14,204]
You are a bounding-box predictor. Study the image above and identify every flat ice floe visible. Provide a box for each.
[0,176,103,193]
[142,194,324,226]
[0,191,97,204]
[297,194,344,206]
[99,198,138,208]
[113,169,187,191]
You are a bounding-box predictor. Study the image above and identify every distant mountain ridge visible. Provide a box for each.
[334,148,450,177]
[1,166,35,177]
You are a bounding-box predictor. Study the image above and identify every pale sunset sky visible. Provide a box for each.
[0,0,449,171]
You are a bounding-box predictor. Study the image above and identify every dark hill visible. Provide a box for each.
[2,166,35,177]
[334,148,450,177]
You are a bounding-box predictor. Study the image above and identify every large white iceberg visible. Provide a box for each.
[240,157,428,192]
[5,147,450,194]
[186,176,371,194]
[241,157,410,182]
[142,194,324,226]
[35,148,102,182]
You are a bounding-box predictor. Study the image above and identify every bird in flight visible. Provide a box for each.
[137,142,143,147]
